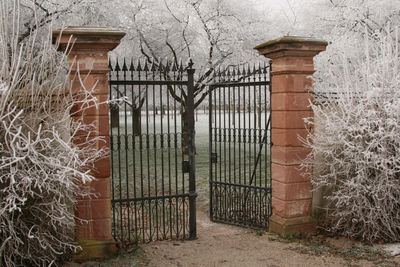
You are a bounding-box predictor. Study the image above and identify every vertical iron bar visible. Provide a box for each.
[252,65,256,224]
[173,66,178,239]
[232,73,237,222]
[253,66,257,188]
[213,80,217,220]
[243,71,246,189]
[168,63,173,239]
[258,64,262,224]
[209,85,213,221]
[247,66,252,220]
[264,62,268,191]
[269,61,272,217]
[253,65,257,222]
[169,60,176,239]
[181,71,186,239]
[130,60,138,242]
[214,79,218,219]
[218,81,222,220]
[144,65,152,241]
[115,59,124,241]
[228,76,232,221]
[109,58,116,239]
[138,61,145,242]
[122,59,131,243]
[248,67,251,190]
[152,67,159,240]
[258,64,262,189]
[223,78,227,221]
[238,73,242,221]
[186,60,196,239]
[159,65,166,240]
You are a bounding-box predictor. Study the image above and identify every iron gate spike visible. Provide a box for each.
[108,58,113,71]
[217,65,222,82]
[165,58,170,71]
[136,59,142,71]
[237,64,242,76]
[171,60,177,71]
[129,58,135,71]
[143,60,149,71]
[122,58,128,72]
[115,58,121,72]
[179,58,184,72]
[150,59,156,71]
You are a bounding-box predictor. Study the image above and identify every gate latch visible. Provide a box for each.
[211,153,218,164]
[182,161,190,173]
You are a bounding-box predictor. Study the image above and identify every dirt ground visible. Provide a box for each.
[68,210,400,267]
[139,211,400,267]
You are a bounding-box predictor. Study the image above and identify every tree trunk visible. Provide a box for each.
[181,110,190,156]
[110,104,119,128]
[132,108,141,136]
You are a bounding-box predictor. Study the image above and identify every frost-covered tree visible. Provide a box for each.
[0,1,106,265]
[303,1,400,242]
[109,0,274,107]
[19,0,83,42]
[17,0,120,44]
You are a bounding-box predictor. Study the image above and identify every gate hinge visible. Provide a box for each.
[211,153,218,164]
[182,161,190,173]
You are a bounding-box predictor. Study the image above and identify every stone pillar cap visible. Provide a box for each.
[53,26,126,38]
[255,36,328,59]
[52,26,126,51]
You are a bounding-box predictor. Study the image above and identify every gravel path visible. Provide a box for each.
[141,211,399,267]
[65,210,400,267]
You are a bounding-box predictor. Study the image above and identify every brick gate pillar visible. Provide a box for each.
[52,27,125,259]
[255,36,327,235]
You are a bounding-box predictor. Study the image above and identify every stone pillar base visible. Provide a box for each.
[269,215,315,236]
[74,240,117,262]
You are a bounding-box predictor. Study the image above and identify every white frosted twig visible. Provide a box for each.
[302,24,400,243]
[0,1,107,266]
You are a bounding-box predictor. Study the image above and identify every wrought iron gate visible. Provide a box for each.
[109,59,196,245]
[209,63,272,229]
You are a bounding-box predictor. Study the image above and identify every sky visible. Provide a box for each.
[230,0,325,37]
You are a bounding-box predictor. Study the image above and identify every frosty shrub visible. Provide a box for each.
[0,1,106,266]
[303,27,400,243]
